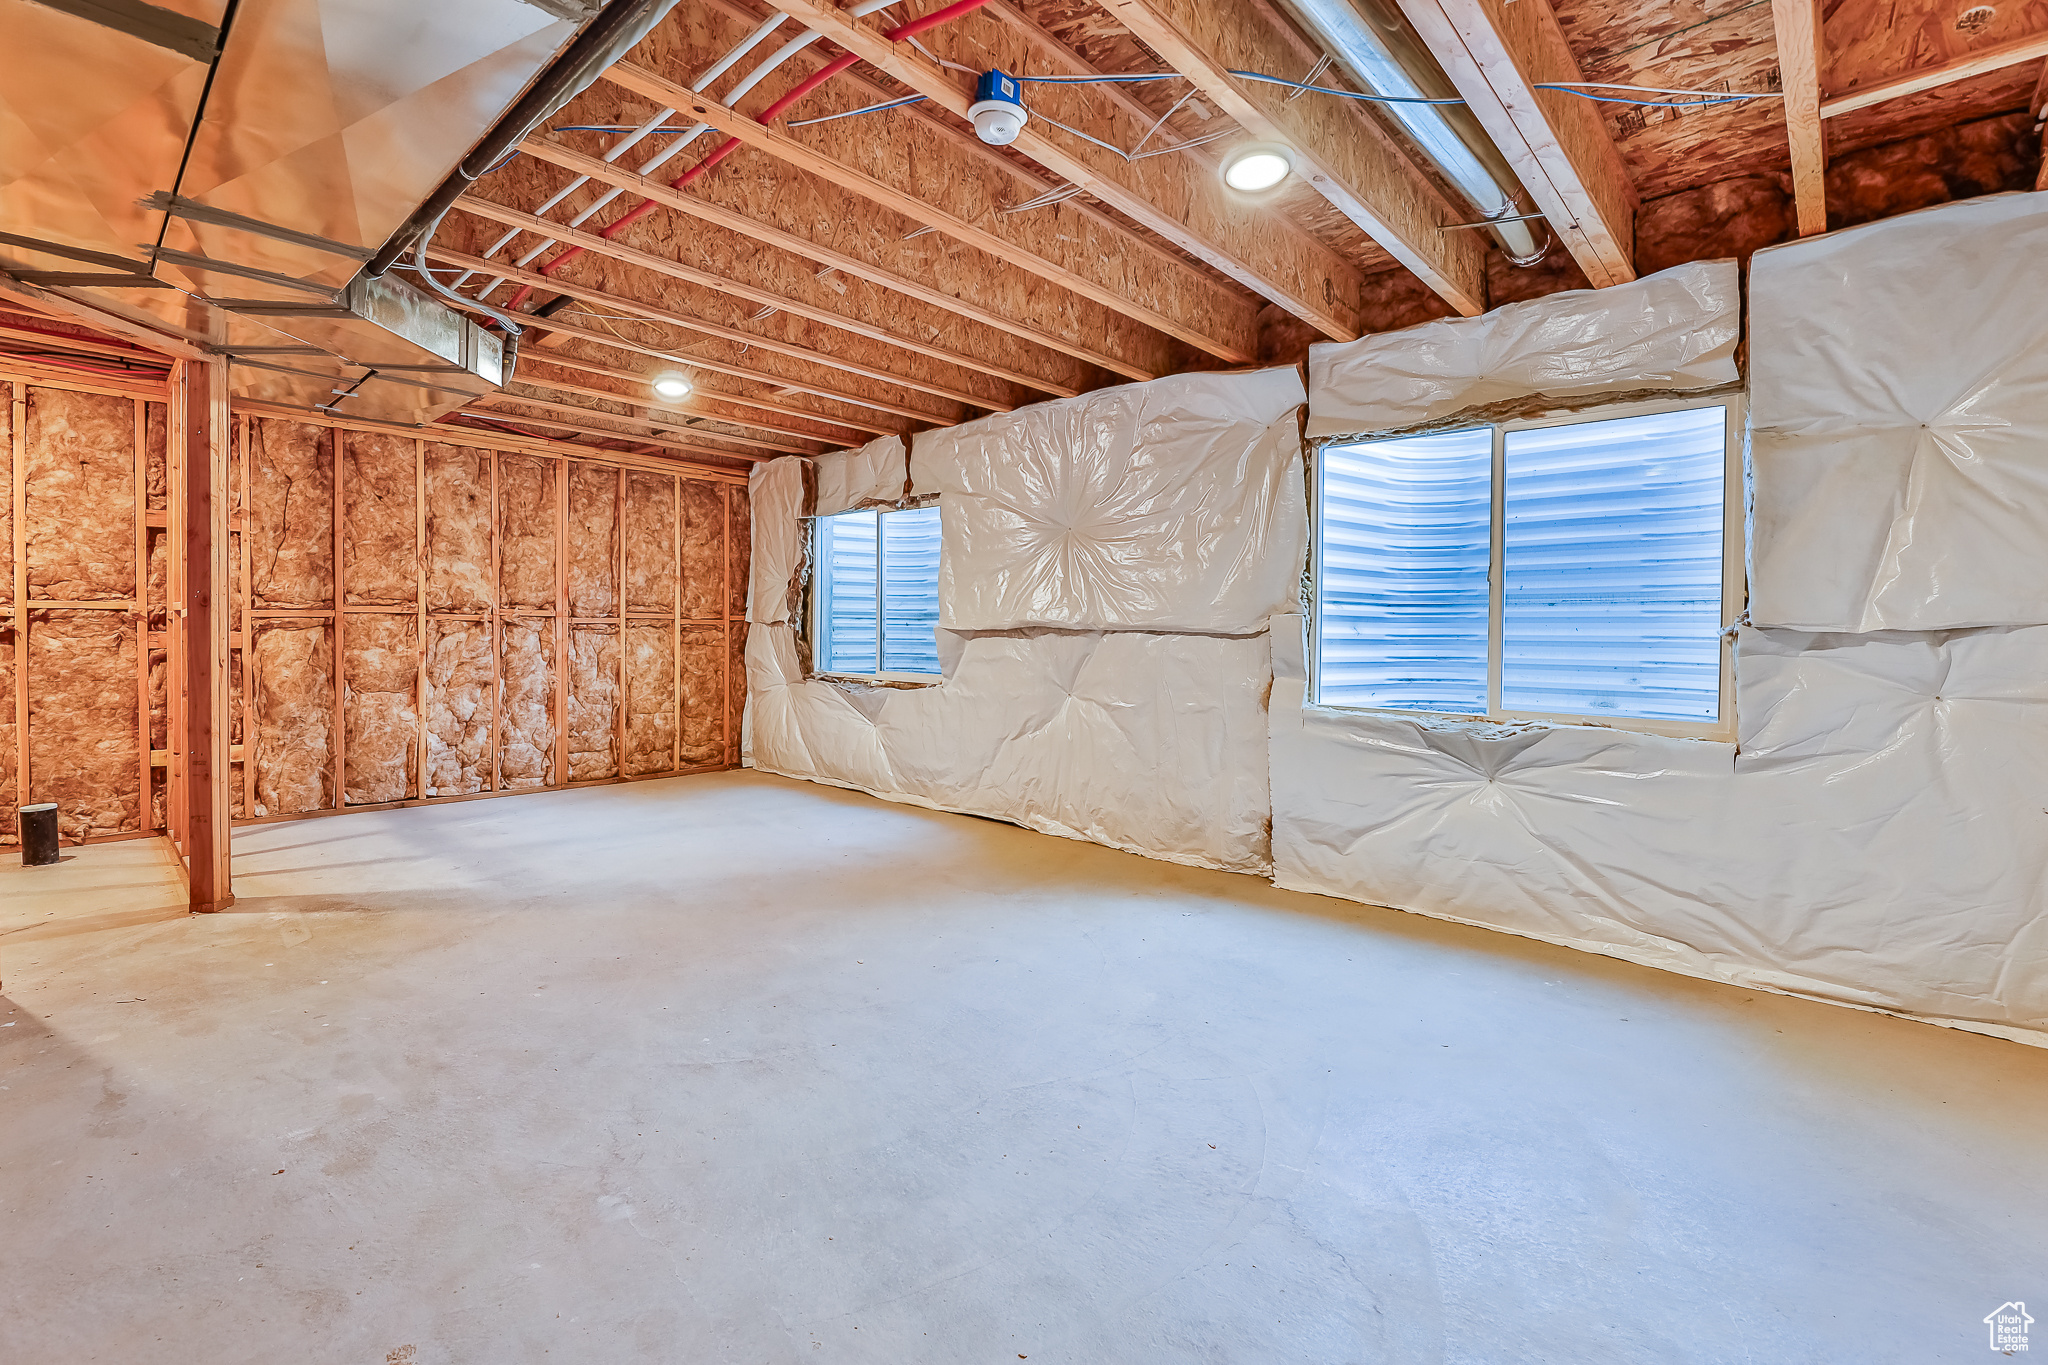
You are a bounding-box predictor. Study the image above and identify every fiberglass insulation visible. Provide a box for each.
[24,387,135,601]
[1282,226,2048,1042]
[342,614,418,805]
[568,624,619,780]
[499,619,556,789]
[26,610,139,839]
[252,620,332,816]
[342,432,416,606]
[425,619,492,795]
[746,366,1306,872]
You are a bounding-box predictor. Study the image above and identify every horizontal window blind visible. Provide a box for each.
[1316,428,1492,712]
[880,506,942,675]
[815,506,942,678]
[817,510,879,674]
[1501,407,1725,722]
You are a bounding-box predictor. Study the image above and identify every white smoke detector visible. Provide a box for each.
[968,68,1030,146]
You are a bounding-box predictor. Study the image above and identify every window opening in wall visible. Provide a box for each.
[814,506,942,680]
[1312,398,1740,737]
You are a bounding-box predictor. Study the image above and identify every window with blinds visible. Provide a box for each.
[1312,401,1737,734]
[814,505,942,679]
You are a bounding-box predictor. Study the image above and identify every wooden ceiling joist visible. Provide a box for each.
[480,387,814,455]
[515,135,1162,383]
[518,350,894,440]
[502,378,822,454]
[1770,0,1828,236]
[455,195,1082,399]
[429,246,985,422]
[460,401,765,462]
[1093,0,1487,316]
[605,63,1262,363]
[1390,0,1638,286]
[749,0,1370,342]
[1820,29,2048,119]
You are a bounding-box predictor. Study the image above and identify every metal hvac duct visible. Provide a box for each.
[1277,0,1553,265]
[0,0,675,422]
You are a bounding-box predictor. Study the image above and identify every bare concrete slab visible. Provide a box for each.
[2,770,2043,1363]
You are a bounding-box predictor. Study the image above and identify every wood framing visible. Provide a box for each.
[1771,0,1829,236]
[1092,0,1488,315]
[434,247,1007,416]
[501,377,820,455]
[513,135,1165,384]
[520,352,888,442]
[177,359,233,910]
[456,196,1083,400]
[429,246,959,425]
[1391,0,1639,286]
[603,63,1263,362]
[743,1,1372,341]
[1819,29,2048,118]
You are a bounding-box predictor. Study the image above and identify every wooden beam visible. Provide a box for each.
[1820,28,2048,118]
[1092,0,1486,316]
[0,272,208,361]
[606,62,1261,362]
[455,195,1079,398]
[1392,0,1637,286]
[429,246,953,425]
[515,135,1160,383]
[499,383,818,454]
[1772,0,1828,236]
[515,354,876,442]
[747,1,1370,341]
[466,397,768,461]
[176,359,233,911]
[518,351,892,440]
[435,245,1008,416]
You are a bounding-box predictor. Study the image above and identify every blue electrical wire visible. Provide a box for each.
[788,94,927,127]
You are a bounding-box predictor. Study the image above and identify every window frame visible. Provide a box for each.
[809,503,944,685]
[1310,393,1746,741]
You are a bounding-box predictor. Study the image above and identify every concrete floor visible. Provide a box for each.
[2,772,2043,1363]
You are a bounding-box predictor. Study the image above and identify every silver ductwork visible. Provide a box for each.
[0,0,671,422]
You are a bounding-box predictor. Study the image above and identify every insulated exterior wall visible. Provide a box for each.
[1276,224,2048,1045]
[228,411,743,825]
[748,369,1307,872]
[499,618,554,789]
[343,614,416,805]
[1747,195,2048,631]
[2,372,156,847]
[568,625,619,780]
[26,610,138,840]
[342,433,417,607]
[24,388,135,600]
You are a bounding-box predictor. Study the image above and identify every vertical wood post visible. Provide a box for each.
[179,360,232,910]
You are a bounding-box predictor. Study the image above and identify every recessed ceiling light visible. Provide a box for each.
[1221,143,1294,194]
[651,372,692,400]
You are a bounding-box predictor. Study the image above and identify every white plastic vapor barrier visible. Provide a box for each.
[813,435,909,516]
[748,623,1274,871]
[911,367,1308,633]
[1271,615,2048,1043]
[746,455,811,626]
[1749,193,2048,631]
[1306,260,1740,438]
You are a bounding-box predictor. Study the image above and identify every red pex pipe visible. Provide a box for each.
[509,0,992,311]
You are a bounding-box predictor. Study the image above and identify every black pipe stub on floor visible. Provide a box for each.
[19,803,58,867]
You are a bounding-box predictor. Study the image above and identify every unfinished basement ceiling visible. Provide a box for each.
[7,0,2040,455]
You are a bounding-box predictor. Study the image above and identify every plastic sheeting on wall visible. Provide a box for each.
[1270,611,2048,1043]
[746,455,810,626]
[747,621,1274,872]
[814,435,908,516]
[1304,261,1740,438]
[1749,193,2048,631]
[910,368,1308,634]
